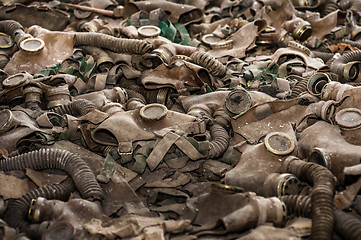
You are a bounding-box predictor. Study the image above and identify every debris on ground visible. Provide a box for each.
[1,0,361,239]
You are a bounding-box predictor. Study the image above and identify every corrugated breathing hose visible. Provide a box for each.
[118,78,163,103]
[281,156,335,240]
[280,194,361,240]
[0,148,103,201]
[312,51,334,63]
[322,0,339,16]
[0,20,29,46]
[291,77,308,98]
[49,99,96,117]
[3,178,74,239]
[330,50,361,82]
[341,39,361,49]
[208,123,230,159]
[334,208,361,240]
[190,51,227,78]
[74,32,153,55]
[279,195,311,218]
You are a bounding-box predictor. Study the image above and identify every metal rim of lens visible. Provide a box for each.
[201,34,223,47]
[264,132,295,155]
[28,197,44,222]
[307,72,330,96]
[335,108,361,129]
[293,24,312,42]
[256,39,274,45]
[73,2,93,19]
[152,49,169,66]
[139,103,168,121]
[2,72,30,88]
[20,38,45,54]
[138,25,161,38]
[0,109,13,133]
[225,89,252,115]
[308,147,331,169]
[0,32,14,49]
[114,87,128,104]
[170,54,192,64]
[211,183,244,193]
[211,39,233,49]
[156,88,168,105]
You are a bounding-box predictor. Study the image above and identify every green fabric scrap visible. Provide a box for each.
[97,153,116,183]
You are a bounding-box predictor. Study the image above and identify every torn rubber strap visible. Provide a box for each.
[87,73,107,91]
[146,131,205,171]
[146,131,180,171]
[132,154,147,174]
[36,112,63,128]
[132,141,155,174]
[72,77,87,95]
[174,135,205,160]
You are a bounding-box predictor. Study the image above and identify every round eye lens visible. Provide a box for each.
[140,103,168,121]
[264,132,295,155]
[335,108,361,129]
[20,38,45,54]
[225,89,252,115]
[0,32,14,49]
[0,109,12,133]
[2,72,32,88]
[138,26,161,38]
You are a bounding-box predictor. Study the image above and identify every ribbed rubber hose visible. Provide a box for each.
[0,20,27,45]
[330,50,361,80]
[4,178,74,239]
[74,32,153,55]
[280,195,361,240]
[126,89,146,104]
[0,51,9,69]
[118,78,158,103]
[208,123,230,159]
[281,156,335,240]
[49,99,96,117]
[312,51,334,63]
[291,77,308,98]
[279,195,311,218]
[334,208,361,240]
[322,1,339,16]
[190,51,227,78]
[0,148,103,200]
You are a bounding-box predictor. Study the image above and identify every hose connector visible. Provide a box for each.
[307,72,331,96]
